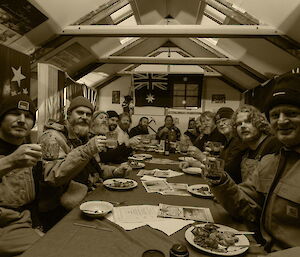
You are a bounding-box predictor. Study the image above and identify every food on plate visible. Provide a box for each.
[191,224,239,252]
[193,186,212,196]
[129,161,145,168]
[109,179,134,188]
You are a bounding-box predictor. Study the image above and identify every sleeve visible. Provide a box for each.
[40,130,100,187]
[211,161,266,223]
[99,144,133,164]
[262,247,300,257]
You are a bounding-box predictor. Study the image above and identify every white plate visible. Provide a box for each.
[103,178,138,190]
[80,201,113,218]
[133,153,153,160]
[178,156,197,162]
[182,167,202,175]
[128,156,145,161]
[187,184,213,197]
[185,223,250,256]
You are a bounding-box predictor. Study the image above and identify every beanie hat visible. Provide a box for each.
[215,107,234,121]
[0,94,36,124]
[265,73,300,118]
[92,110,107,121]
[107,110,119,119]
[67,96,94,113]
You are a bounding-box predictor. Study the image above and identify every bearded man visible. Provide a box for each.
[39,97,130,230]
[129,117,149,138]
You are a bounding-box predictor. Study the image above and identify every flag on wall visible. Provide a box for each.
[133,73,172,107]
[0,44,30,100]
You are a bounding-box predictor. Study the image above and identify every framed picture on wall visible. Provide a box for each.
[211,94,226,103]
[112,90,120,104]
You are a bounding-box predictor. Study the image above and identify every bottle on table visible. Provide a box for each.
[164,135,170,156]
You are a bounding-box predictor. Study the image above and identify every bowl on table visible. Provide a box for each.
[80,201,113,218]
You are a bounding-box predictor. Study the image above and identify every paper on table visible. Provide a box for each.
[146,158,179,165]
[142,180,173,193]
[160,183,192,196]
[107,205,196,236]
[113,205,158,223]
[140,175,166,181]
[138,169,183,178]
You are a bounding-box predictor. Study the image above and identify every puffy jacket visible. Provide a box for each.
[211,148,300,253]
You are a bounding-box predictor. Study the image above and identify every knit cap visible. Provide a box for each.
[0,94,36,124]
[67,96,94,113]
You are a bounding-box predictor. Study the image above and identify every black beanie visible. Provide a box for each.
[215,107,234,121]
[107,110,119,119]
[67,96,94,113]
[265,73,300,117]
[0,94,36,125]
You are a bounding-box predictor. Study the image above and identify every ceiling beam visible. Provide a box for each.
[61,25,281,38]
[118,70,222,77]
[97,56,239,65]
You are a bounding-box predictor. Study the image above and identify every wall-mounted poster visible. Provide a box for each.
[211,94,226,103]
[112,90,120,104]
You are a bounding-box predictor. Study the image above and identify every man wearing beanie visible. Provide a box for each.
[204,73,300,256]
[0,94,43,256]
[38,97,129,230]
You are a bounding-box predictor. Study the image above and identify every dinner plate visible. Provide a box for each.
[178,156,197,162]
[187,184,213,197]
[133,153,153,160]
[79,201,113,218]
[185,223,250,256]
[182,167,202,175]
[103,178,138,190]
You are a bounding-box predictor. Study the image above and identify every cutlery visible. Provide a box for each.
[81,209,104,214]
[73,222,113,232]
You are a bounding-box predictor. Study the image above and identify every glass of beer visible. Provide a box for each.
[105,131,118,149]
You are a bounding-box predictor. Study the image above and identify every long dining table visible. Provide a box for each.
[21,152,264,257]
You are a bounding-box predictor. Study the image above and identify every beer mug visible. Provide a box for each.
[105,131,118,149]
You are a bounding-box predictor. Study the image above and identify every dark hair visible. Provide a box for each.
[200,111,215,121]
[139,116,148,123]
[232,104,272,136]
[165,115,173,122]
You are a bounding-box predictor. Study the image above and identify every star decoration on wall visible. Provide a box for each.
[146,93,155,103]
[11,66,26,87]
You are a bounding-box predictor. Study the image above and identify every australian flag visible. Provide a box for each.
[133,73,172,107]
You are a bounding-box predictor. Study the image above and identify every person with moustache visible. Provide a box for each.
[203,73,300,257]
[156,115,181,141]
[129,116,149,138]
[90,110,109,136]
[38,97,130,230]
[193,111,226,152]
[0,94,43,256]
[99,111,140,164]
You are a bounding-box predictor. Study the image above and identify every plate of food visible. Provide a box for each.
[178,156,197,162]
[103,178,138,190]
[182,167,202,175]
[133,153,153,160]
[129,161,146,169]
[187,184,213,197]
[185,223,250,256]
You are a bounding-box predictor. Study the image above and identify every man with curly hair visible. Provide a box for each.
[232,104,282,181]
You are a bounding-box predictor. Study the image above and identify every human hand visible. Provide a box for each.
[179,161,190,170]
[113,162,132,177]
[187,146,206,161]
[94,135,107,152]
[129,135,141,147]
[202,156,227,185]
[8,144,42,168]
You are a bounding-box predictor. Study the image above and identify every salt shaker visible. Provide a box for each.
[169,244,189,257]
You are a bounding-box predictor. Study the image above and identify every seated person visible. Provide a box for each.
[90,110,109,136]
[193,111,226,151]
[0,94,43,256]
[184,118,199,143]
[99,111,140,164]
[129,116,149,138]
[156,115,181,141]
[203,73,300,256]
[39,98,130,231]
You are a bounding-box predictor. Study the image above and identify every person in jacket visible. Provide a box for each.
[156,115,181,141]
[184,118,198,143]
[99,111,140,163]
[39,97,130,230]
[204,73,300,256]
[129,116,149,138]
[0,94,42,256]
[90,110,109,136]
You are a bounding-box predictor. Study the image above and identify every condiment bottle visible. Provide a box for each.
[169,244,189,257]
[164,135,170,156]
